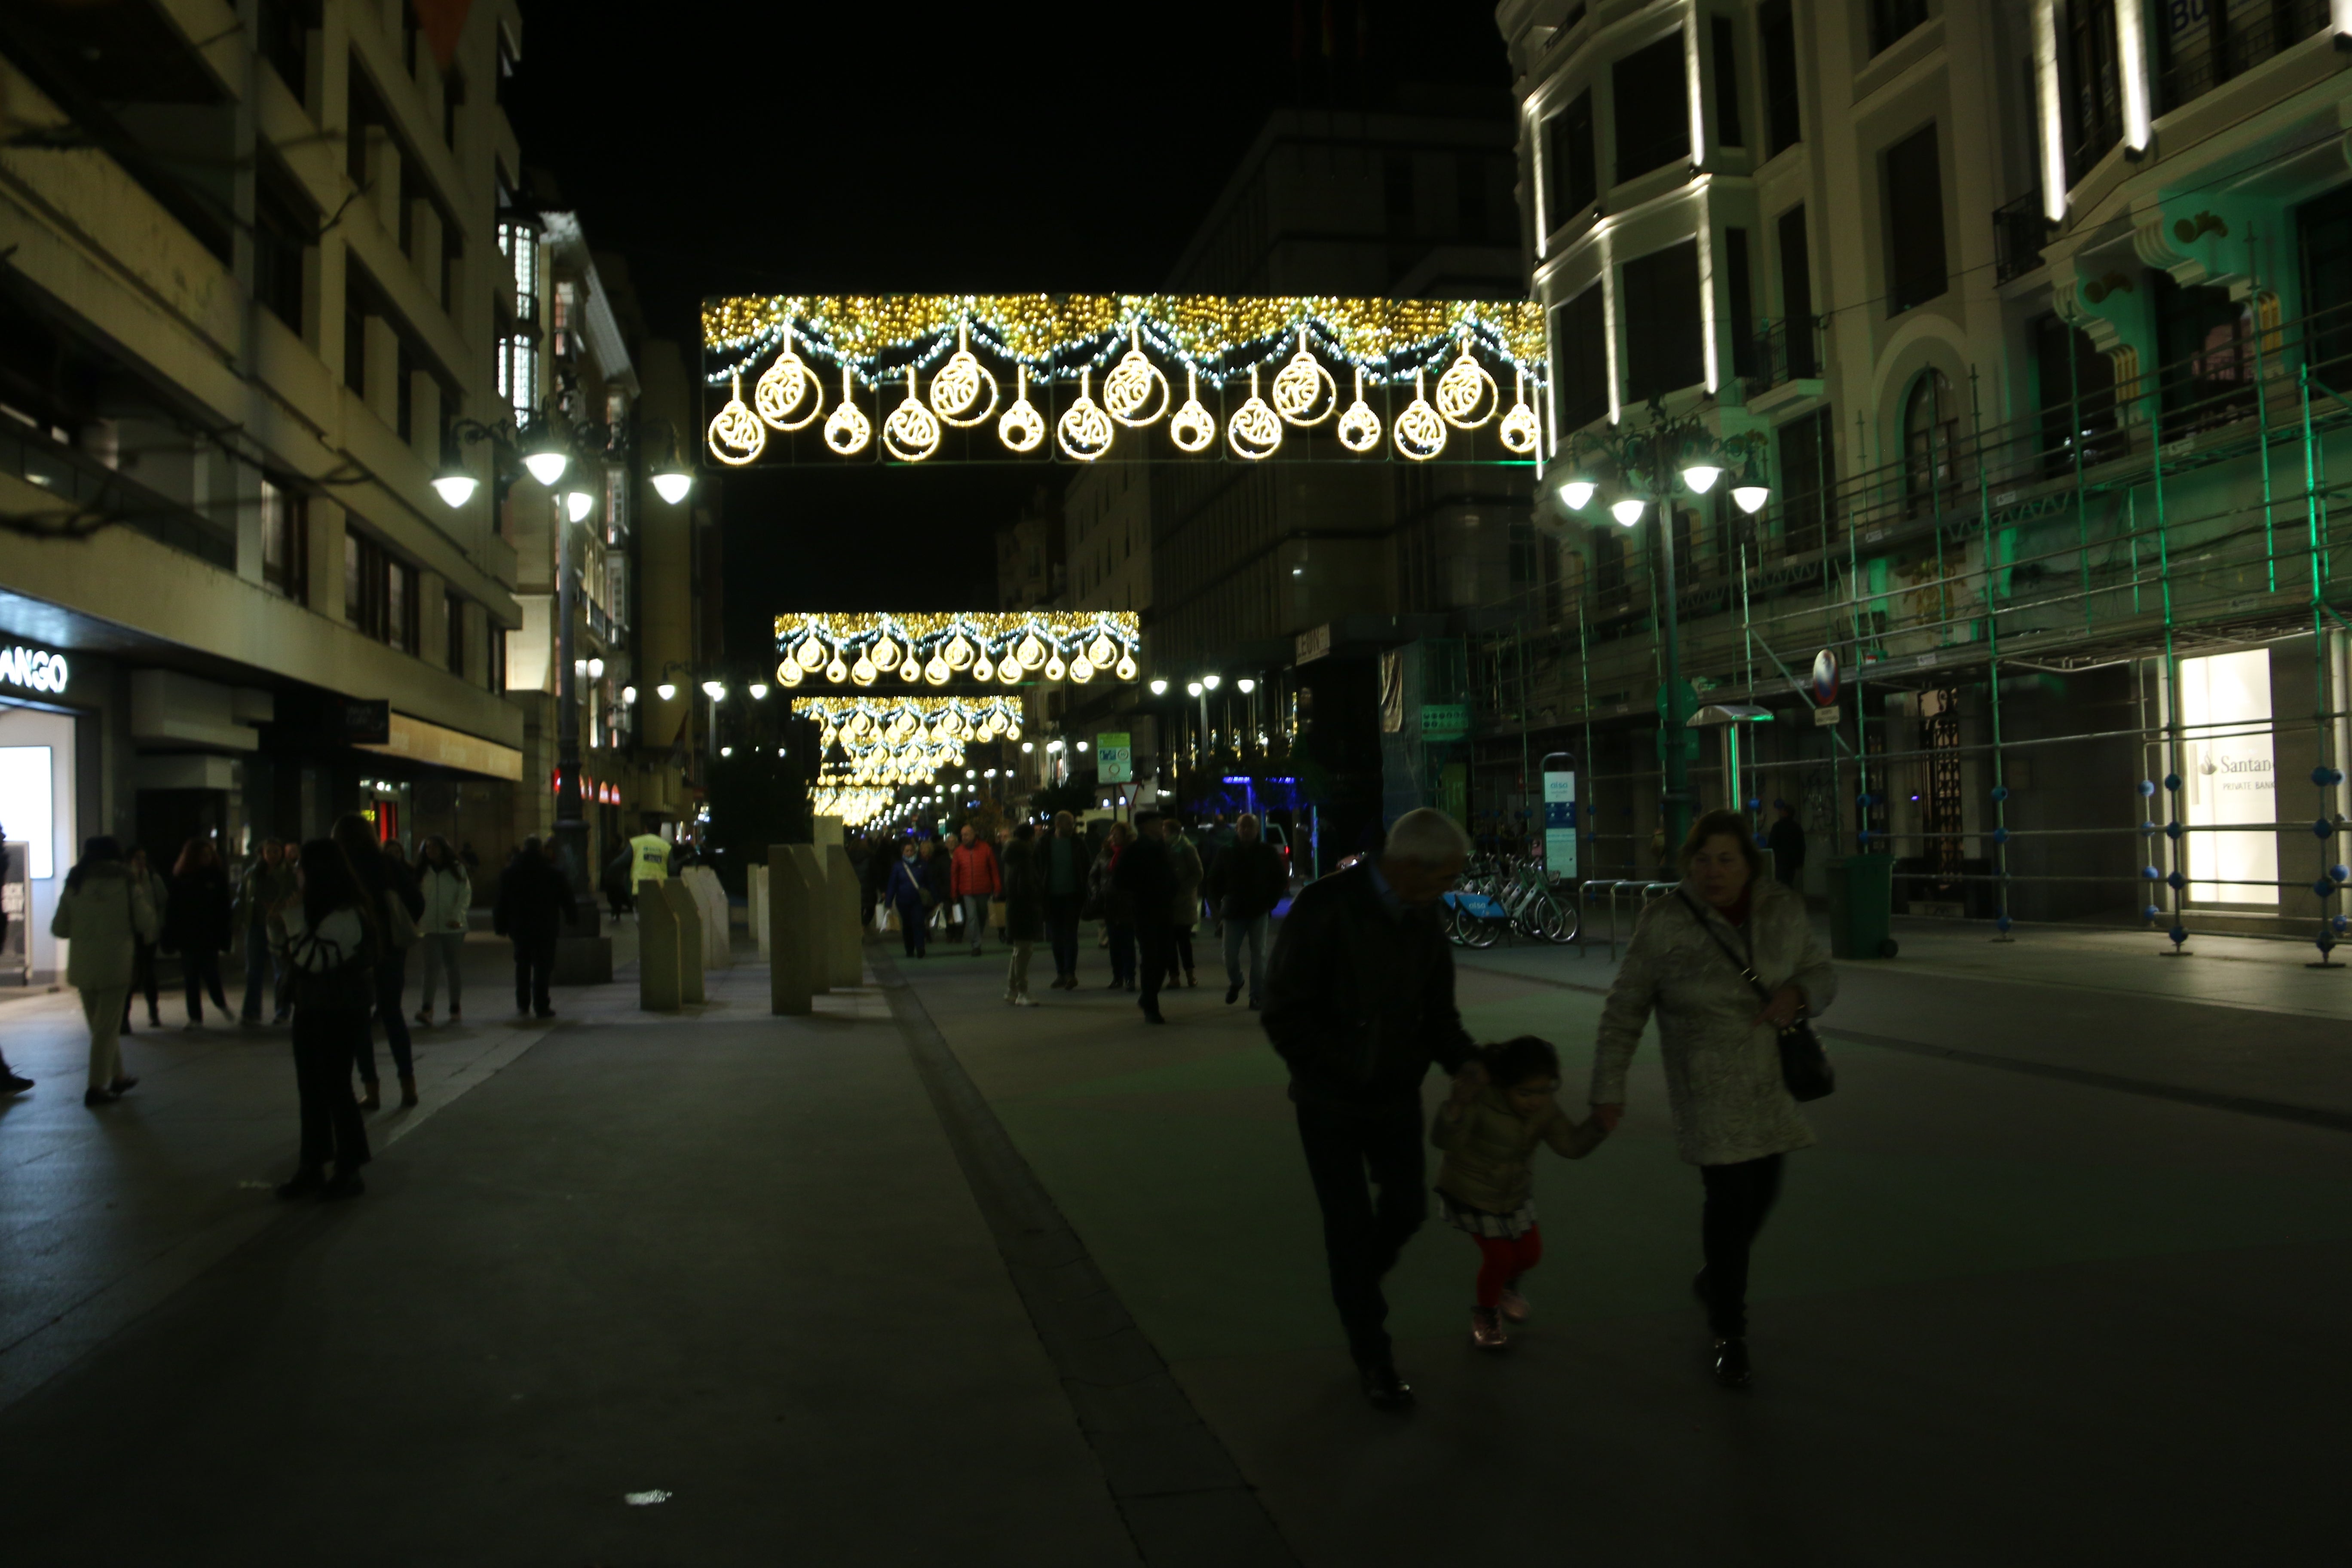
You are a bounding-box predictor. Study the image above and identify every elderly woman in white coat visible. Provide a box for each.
[50,836,160,1107]
[1591,808,1836,1389]
[411,835,471,1031]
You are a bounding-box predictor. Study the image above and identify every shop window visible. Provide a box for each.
[1711,18,1743,150]
[1902,371,1961,518]
[1613,34,1690,184]
[2178,649,2277,906]
[1621,239,1703,405]
[1760,0,1801,154]
[1776,407,1836,556]
[1883,125,1948,313]
[1544,90,1596,230]
[260,478,308,604]
[1550,282,1609,433]
[2156,0,2329,114]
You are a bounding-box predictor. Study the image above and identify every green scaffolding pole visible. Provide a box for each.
[1972,372,2012,939]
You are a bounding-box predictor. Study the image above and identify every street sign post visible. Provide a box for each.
[1540,755,1577,879]
[1097,732,1133,784]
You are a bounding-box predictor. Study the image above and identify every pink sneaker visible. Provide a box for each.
[1498,1286,1531,1323]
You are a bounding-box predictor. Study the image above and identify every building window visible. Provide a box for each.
[1621,239,1703,405]
[2301,184,2352,383]
[1724,227,1756,380]
[2153,272,2254,429]
[1775,205,1816,377]
[1593,529,1628,601]
[2034,314,2123,474]
[344,532,414,650]
[1544,90,1596,231]
[1613,34,1691,184]
[446,591,465,673]
[343,273,368,397]
[1760,0,1801,155]
[1776,407,1836,556]
[255,0,312,104]
[1711,18,1743,150]
[2155,0,2330,114]
[1671,506,1699,581]
[1550,282,1608,434]
[260,479,308,604]
[489,621,508,692]
[1870,0,1930,56]
[1902,371,1961,518]
[1883,125,1948,314]
[2059,1,2122,186]
[253,156,313,334]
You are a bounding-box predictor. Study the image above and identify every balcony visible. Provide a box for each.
[1993,194,2050,284]
[1745,315,1822,398]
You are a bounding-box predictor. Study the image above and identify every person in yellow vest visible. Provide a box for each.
[628,832,670,899]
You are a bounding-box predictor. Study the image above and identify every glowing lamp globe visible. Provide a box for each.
[1610,498,1646,527]
[1731,484,1771,515]
[1559,478,1597,511]
[1680,464,1722,494]
[650,466,694,505]
[656,682,677,701]
[431,469,479,508]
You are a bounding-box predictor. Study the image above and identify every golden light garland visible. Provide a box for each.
[775,610,1139,688]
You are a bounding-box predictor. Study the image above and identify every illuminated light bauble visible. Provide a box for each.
[870,636,900,670]
[1006,723,1022,741]
[1044,652,1067,680]
[1393,368,1447,462]
[851,652,878,685]
[1498,367,1540,456]
[972,653,995,683]
[777,658,802,687]
[796,636,827,670]
[929,320,1000,428]
[1069,655,1095,682]
[1087,632,1117,668]
[849,710,876,738]
[900,651,923,682]
[1168,366,1216,453]
[1016,631,1048,669]
[945,633,974,670]
[924,651,952,685]
[823,366,872,455]
[892,710,918,741]
[1226,367,1283,460]
[1335,366,1381,453]
[754,313,823,431]
[942,710,967,738]
[1271,328,1338,427]
[998,363,1046,453]
[1114,652,1138,681]
[1056,368,1115,461]
[824,653,850,684]
[1102,323,1171,427]
[984,711,1006,737]
[1434,339,1499,429]
[707,371,767,466]
[882,366,943,462]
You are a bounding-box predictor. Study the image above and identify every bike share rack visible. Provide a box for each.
[1579,879,1680,962]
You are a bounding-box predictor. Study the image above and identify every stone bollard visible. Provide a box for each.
[749,864,769,959]
[826,845,861,986]
[767,846,814,1015]
[637,877,681,1012]
[789,843,830,993]
[661,879,705,1004]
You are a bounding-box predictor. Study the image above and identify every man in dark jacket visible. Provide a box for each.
[1261,807,1480,1411]
[1205,812,1287,1009]
[1112,810,1177,1024]
[493,836,576,1019]
[1767,800,1806,888]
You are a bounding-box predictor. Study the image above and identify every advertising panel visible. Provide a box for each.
[2180,649,2276,906]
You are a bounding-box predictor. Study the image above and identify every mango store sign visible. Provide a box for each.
[0,643,68,696]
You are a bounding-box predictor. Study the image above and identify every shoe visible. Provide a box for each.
[275,1168,325,1200]
[413,1008,432,1026]
[120,1017,133,1034]
[1225,983,1241,1004]
[1184,971,1196,988]
[1248,1000,1260,1011]
[447,1007,461,1023]
[320,1171,366,1202]
[184,1020,204,1031]
[1712,1338,1752,1388]
[1012,994,1039,1008]
[1139,1004,1166,1025]
[108,1075,138,1095]
[1499,1286,1531,1324]
[83,1087,117,1108]
[534,1008,555,1019]
[357,1082,381,1112]
[148,1013,162,1028]
[1471,1306,1510,1351]
[272,1012,291,1026]
[398,1073,418,1108]
[1358,1363,1415,1412]
[241,1016,263,1029]
[0,1071,32,1094]
[1104,979,1124,989]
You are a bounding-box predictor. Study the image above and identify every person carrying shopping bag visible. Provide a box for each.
[52,836,159,1107]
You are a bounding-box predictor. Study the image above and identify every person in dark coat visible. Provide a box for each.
[1000,822,1046,1005]
[1041,811,1086,989]
[493,836,575,1017]
[1206,811,1288,1008]
[1113,810,1177,1025]
[332,815,423,1108]
[164,838,233,1026]
[1767,801,1806,889]
[886,841,931,958]
[120,847,168,1033]
[919,838,953,943]
[1260,808,1481,1412]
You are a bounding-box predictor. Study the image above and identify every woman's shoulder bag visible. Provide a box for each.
[1673,891,1834,1102]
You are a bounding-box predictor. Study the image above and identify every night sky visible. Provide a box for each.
[505,3,1509,670]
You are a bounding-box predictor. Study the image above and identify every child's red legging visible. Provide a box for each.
[1472,1224,1544,1308]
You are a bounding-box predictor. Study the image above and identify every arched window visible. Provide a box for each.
[1903,370,1960,518]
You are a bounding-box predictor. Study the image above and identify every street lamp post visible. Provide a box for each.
[1556,399,1770,863]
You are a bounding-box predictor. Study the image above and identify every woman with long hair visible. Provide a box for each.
[119,846,168,1033]
[165,837,233,1026]
[331,815,422,1108]
[411,834,470,1030]
[276,838,378,1199]
[51,836,159,1106]
[1093,820,1137,991]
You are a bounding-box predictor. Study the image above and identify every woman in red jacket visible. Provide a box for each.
[948,823,1001,956]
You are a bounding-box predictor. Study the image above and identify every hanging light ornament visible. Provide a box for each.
[928,319,999,427]
[1336,366,1382,453]
[823,366,872,455]
[851,650,878,685]
[824,650,850,683]
[870,634,900,671]
[924,649,952,685]
[1168,366,1216,453]
[1016,629,1048,670]
[777,658,804,688]
[1498,366,1540,456]
[945,631,974,670]
[754,306,823,431]
[900,648,923,683]
[1226,366,1283,460]
[1069,654,1095,682]
[1114,651,1138,681]
[1394,368,1447,461]
[1102,323,1170,427]
[1272,328,1337,426]
[795,635,827,671]
[1057,368,1115,461]
[1087,630,1117,668]
[706,371,767,466]
[1044,651,1067,681]
[973,651,996,683]
[882,365,942,462]
[1435,337,1499,429]
[998,363,1045,453]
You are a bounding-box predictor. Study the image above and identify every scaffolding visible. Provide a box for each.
[1465,294,2352,958]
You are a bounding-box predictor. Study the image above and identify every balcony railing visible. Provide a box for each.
[1746,315,1822,396]
[1993,193,2050,284]
[0,420,236,570]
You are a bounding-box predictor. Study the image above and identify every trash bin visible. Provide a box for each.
[1826,854,1899,959]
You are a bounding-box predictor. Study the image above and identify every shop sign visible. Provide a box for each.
[1295,623,1332,665]
[341,699,391,745]
[0,643,69,696]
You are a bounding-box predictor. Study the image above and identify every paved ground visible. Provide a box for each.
[1,912,2348,1565]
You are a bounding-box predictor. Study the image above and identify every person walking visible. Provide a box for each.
[1206,811,1285,1010]
[949,822,1001,956]
[1431,1035,1604,1351]
[234,839,296,1026]
[118,847,167,1035]
[0,850,27,1093]
[411,835,471,1028]
[331,816,422,1108]
[51,836,159,1107]
[1261,807,1480,1410]
[886,841,931,959]
[1001,822,1044,1006]
[165,838,233,1028]
[275,837,377,1200]
[1591,807,1837,1389]
[1767,801,1807,889]
[1164,818,1204,989]
[920,837,953,943]
[493,835,574,1019]
[1115,811,1177,1025]
[1092,820,1136,992]
[1041,811,1085,989]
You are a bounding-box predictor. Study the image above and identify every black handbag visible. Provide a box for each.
[1674,892,1835,1102]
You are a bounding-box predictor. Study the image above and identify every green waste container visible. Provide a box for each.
[1826,854,1899,960]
